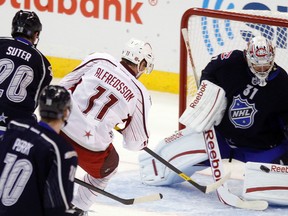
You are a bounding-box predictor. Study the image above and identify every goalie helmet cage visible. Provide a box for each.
[179,7,288,130]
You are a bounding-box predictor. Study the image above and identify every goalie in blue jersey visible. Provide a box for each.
[186,35,288,163]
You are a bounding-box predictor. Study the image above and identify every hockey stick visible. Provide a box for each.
[74,178,163,205]
[181,28,268,210]
[144,147,230,193]
[114,125,229,193]
[181,28,199,87]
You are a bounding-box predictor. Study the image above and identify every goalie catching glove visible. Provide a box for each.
[179,80,227,132]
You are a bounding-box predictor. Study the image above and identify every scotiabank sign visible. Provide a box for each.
[0,0,143,24]
[1,0,285,76]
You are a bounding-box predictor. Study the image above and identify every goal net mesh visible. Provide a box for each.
[179,8,288,129]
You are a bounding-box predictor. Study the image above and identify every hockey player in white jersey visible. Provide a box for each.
[59,38,154,214]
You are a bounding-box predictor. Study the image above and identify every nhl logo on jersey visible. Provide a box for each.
[229,95,257,129]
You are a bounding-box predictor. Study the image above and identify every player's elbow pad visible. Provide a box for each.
[179,80,227,133]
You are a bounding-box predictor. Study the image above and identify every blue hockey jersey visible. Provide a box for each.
[201,50,288,150]
[0,119,78,216]
[0,37,52,132]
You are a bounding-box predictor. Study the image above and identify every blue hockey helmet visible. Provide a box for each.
[39,85,72,119]
[11,10,42,39]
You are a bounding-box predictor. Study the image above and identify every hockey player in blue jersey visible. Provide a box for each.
[195,36,288,165]
[0,85,78,216]
[139,37,288,204]
[0,10,52,136]
[190,35,288,164]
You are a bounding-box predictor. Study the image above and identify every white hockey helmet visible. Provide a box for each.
[245,36,275,86]
[122,38,154,77]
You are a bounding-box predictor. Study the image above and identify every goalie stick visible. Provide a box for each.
[144,147,230,193]
[181,28,269,210]
[74,178,163,205]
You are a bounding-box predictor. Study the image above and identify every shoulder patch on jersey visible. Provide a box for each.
[228,95,257,129]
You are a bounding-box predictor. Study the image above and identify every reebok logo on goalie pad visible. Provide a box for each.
[164,131,183,144]
[189,82,207,108]
[229,95,257,129]
[204,130,222,181]
[271,165,288,174]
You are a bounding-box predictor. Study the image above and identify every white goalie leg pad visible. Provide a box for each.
[179,80,227,133]
[243,162,288,206]
[138,128,208,186]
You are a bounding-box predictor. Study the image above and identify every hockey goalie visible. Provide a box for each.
[139,36,288,206]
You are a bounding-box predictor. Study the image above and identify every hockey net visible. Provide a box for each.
[179,8,288,129]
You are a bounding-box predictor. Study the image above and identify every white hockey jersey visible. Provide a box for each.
[60,52,151,151]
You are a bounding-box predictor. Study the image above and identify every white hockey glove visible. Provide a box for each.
[243,162,288,206]
[179,80,227,133]
[138,128,208,186]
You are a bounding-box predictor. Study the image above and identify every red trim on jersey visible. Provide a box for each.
[73,58,117,72]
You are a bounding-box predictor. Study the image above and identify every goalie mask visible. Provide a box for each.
[122,38,154,78]
[245,36,275,86]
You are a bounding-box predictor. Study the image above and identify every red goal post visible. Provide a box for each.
[179,8,288,130]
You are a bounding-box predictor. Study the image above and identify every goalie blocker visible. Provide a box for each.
[179,80,227,132]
